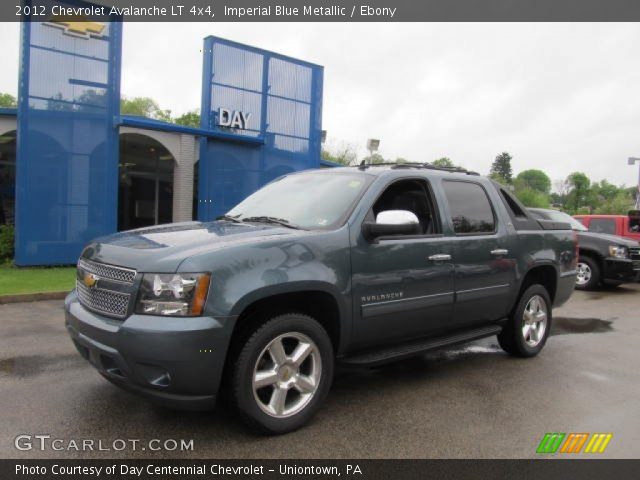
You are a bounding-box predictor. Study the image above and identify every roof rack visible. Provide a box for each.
[357,161,480,176]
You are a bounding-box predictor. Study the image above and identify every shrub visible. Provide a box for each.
[0,225,15,262]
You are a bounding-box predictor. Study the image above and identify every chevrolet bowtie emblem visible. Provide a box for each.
[44,17,106,39]
[83,273,99,289]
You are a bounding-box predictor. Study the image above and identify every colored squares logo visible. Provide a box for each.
[537,433,612,454]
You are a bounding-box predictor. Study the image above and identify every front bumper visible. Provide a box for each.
[603,257,638,283]
[65,290,237,411]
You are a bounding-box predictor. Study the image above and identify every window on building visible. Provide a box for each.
[118,133,175,231]
[0,130,16,226]
[443,181,496,234]
[589,218,616,235]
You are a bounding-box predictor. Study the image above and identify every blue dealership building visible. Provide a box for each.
[0,7,328,266]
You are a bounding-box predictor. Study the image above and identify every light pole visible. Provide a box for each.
[628,157,640,209]
[366,139,380,165]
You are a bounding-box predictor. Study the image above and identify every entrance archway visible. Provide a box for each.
[118,133,175,230]
[0,130,16,226]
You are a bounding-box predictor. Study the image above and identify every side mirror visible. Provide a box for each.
[363,210,420,241]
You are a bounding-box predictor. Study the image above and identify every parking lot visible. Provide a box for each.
[1,285,639,459]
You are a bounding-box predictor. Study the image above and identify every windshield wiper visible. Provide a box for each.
[241,216,304,230]
[216,214,244,224]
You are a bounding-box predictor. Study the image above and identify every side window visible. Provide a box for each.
[589,218,616,235]
[628,217,640,233]
[371,179,440,235]
[443,181,496,234]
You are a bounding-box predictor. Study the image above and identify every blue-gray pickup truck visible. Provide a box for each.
[65,164,577,434]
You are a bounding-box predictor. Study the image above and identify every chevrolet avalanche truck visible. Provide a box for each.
[65,164,577,434]
[529,208,640,289]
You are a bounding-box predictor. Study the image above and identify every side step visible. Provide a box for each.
[340,325,503,367]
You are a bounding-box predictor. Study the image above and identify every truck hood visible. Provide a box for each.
[80,221,305,272]
[577,231,639,247]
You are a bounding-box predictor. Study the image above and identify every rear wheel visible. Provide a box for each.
[576,256,600,290]
[230,313,334,434]
[498,284,551,357]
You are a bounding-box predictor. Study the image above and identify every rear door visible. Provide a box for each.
[440,180,516,328]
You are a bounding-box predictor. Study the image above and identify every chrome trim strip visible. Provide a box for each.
[560,270,578,277]
[456,284,510,294]
[362,291,453,307]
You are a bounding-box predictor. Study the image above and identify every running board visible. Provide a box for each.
[340,325,503,366]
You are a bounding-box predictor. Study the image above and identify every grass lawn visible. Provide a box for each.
[0,265,76,296]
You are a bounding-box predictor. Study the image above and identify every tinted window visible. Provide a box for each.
[443,181,495,234]
[589,218,616,235]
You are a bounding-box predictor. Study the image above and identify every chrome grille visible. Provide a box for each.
[76,280,131,319]
[77,258,136,284]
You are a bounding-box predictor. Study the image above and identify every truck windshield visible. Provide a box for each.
[226,172,372,230]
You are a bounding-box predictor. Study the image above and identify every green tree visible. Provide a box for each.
[566,172,592,213]
[514,187,550,208]
[361,153,385,165]
[594,191,634,214]
[174,110,201,128]
[321,142,358,166]
[515,169,551,194]
[490,152,513,183]
[120,96,171,122]
[395,157,408,164]
[0,93,17,108]
[489,173,510,186]
[432,157,454,168]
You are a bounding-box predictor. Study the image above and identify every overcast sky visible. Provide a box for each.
[1,22,639,186]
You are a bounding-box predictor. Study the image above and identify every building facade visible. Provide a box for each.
[1,4,326,266]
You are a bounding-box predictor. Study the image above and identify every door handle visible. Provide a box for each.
[428,254,452,262]
[491,249,509,256]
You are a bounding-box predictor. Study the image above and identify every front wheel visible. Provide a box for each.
[230,313,334,434]
[498,284,552,357]
[575,256,600,290]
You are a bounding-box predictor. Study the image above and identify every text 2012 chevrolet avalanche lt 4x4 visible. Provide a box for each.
[65,164,577,434]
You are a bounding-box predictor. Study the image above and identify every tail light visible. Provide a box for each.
[572,230,579,268]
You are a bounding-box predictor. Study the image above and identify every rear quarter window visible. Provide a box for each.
[442,181,496,234]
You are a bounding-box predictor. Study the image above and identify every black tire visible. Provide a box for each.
[229,313,334,435]
[575,255,600,290]
[498,284,552,358]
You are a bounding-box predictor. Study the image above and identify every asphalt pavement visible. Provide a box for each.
[1,285,639,459]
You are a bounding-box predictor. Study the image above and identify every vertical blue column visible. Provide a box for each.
[16,2,122,265]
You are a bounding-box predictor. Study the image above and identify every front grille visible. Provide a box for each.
[77,258,136,284]
[629,247,640,270]
[76,280,131,319]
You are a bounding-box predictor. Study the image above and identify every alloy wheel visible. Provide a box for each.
[521,294,548,347]
[576,262,592,286]
[252,332,322,418]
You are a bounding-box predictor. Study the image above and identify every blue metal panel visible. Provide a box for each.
[198,36,324,220]
[16,1,121,265]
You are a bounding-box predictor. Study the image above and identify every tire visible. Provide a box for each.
[229,313,334,434]
[498,284,552,358]
[575,256,600,290]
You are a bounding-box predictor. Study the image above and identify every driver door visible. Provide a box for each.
[350,178,454,348]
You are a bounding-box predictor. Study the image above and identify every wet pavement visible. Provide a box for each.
[1,285,639,459]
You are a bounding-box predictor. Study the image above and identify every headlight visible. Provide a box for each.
[135,273,211,316]
[609,245,628,259]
